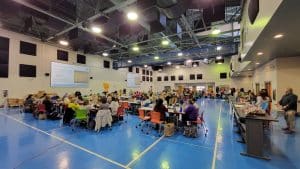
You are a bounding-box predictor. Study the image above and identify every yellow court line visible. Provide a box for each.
[126,135,165,168]
[211,103,223,169]
[0,113,128,169]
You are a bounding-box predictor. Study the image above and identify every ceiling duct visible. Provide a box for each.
[137,0,157,10]
[156,0,178,8]
[160,0,187,19]
[144,7,167,34]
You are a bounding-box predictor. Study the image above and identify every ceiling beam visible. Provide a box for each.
[11,0,136,47]
[180,14,201,48]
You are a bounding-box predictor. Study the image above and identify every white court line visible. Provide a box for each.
[0,113,128,169]
[164,138,213,150]
[46,126,67,132]
[211,103,223,169]
[126,135,165,168]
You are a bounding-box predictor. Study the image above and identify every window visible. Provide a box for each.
[57,50,68,61]
[128,67,133,72]
[136,68,139,73]
[146,70,149,75]
[164,76,168,81]
[178,75,184,81]
[77,54,86,64]
[104,60,110,68]
[157,76,162,81]
[150,71,152,76]
[197,74,203,80]
[142,76,145,81]
[20,41,36,56]
[150,77,153,82]
[190,74,195,80]
[0,36,9,78]
[220,72,227,79]
[19,64,36,77]
[146,76,149,81]
[142,69,145,75]
[171,76,176,81]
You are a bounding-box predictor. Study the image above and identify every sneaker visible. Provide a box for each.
[282,127,289,131]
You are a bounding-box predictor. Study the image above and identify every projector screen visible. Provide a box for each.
[51,62,89,87]
[127,73,141,88]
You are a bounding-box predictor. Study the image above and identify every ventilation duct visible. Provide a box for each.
[160,1,187,19]
[156,0,178,8]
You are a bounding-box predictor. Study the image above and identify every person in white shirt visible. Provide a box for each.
[109,97,119,116]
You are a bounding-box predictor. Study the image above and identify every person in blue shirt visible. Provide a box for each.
[183,100,199,124]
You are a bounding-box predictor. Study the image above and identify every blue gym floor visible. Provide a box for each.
[1,99,300,169]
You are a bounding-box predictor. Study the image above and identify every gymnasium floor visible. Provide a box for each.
[1,99,300,169]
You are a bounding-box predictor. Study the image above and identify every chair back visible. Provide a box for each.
[260,101,269,111]
[150,111,161,124]
[117,106,125,116]
[37,104,46,112]
[75,109,88,120]
[138,109,145,118]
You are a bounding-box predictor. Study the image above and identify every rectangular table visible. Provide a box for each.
[232,102,278,160]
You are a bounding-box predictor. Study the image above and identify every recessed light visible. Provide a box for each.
[256,62,260,65]
[102,52,108,57]
[204,58,208,62]
[217,62,223,65]
[127,60,132,63]
[274,34,284,39]
[212,29,221,35]
[216,46,222,50]
[154,56,159,60]
[144,64,148,68]
[175,65,180,69]
[127,11,138,21]
[167,61,172,65]
[132,46,139,51]
[161,40,169,45]
[248,69,252,71]
[257,52,264,56]
[59,40,69,46]
[91,26,102,33]
[216,56,222,60]
[158,69,162,72]
[177,52,183,56]
[186,59,192,63]
[193,63,197,67]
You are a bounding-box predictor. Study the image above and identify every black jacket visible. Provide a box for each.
[279,93,298,111]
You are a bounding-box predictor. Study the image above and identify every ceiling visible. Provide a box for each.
[0,0,242,67]
[235,0,300,75]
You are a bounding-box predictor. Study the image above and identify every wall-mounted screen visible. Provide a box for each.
[220,72,227,79]
[20,41,36,56]
[127,73,141,88]
[19,64,36,77]
[104,60,110,68]
[77,54,86,64]
[51,62,89,87]
[0,36,9,78]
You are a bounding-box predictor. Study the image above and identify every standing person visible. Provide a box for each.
[279,88,298,134]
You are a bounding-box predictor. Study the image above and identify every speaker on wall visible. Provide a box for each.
[90,77,93,79]
[45,73,50,76]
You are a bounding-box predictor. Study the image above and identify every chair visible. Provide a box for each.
[136,109,150,133]
[95,109,112,132]
[192,111,208,137]
[121,102,132,114]
[71,109,88,131]
[117,106,127,124]
[150,111,164,136]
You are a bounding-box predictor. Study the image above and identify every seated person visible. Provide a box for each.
[142,96,151,107]
[43,96,60,120]
[183,100,199,124]
[63,98,80,124]
[24,94,35,113]
[154,98,168,122]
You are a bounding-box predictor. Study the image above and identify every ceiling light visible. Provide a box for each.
[177,52,183,56]
[175,65,180,69]
[59,40,69,46]
[193,63,197,67]
[144,64,148,68]
[216,56,222,60]
[132,46,139,51]
[248,69,252,71]
[102,52,109,57]
[161,40,169,45]
[257,52,264,56]
[256,62,260,65]
[204,58,208,62]
[216,46,222,51]
[113,45,116,48]
[274,34,284,39]
[212,29,221,35]
[127,11,138,21]
[167,61,172,65]
[91,26,102,34]
[186,59,192,63]
[158,69,162,72]
[127,60,132,63]
[154,56,159,60]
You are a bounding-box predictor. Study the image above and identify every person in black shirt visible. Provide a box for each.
[279,88,298,134]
